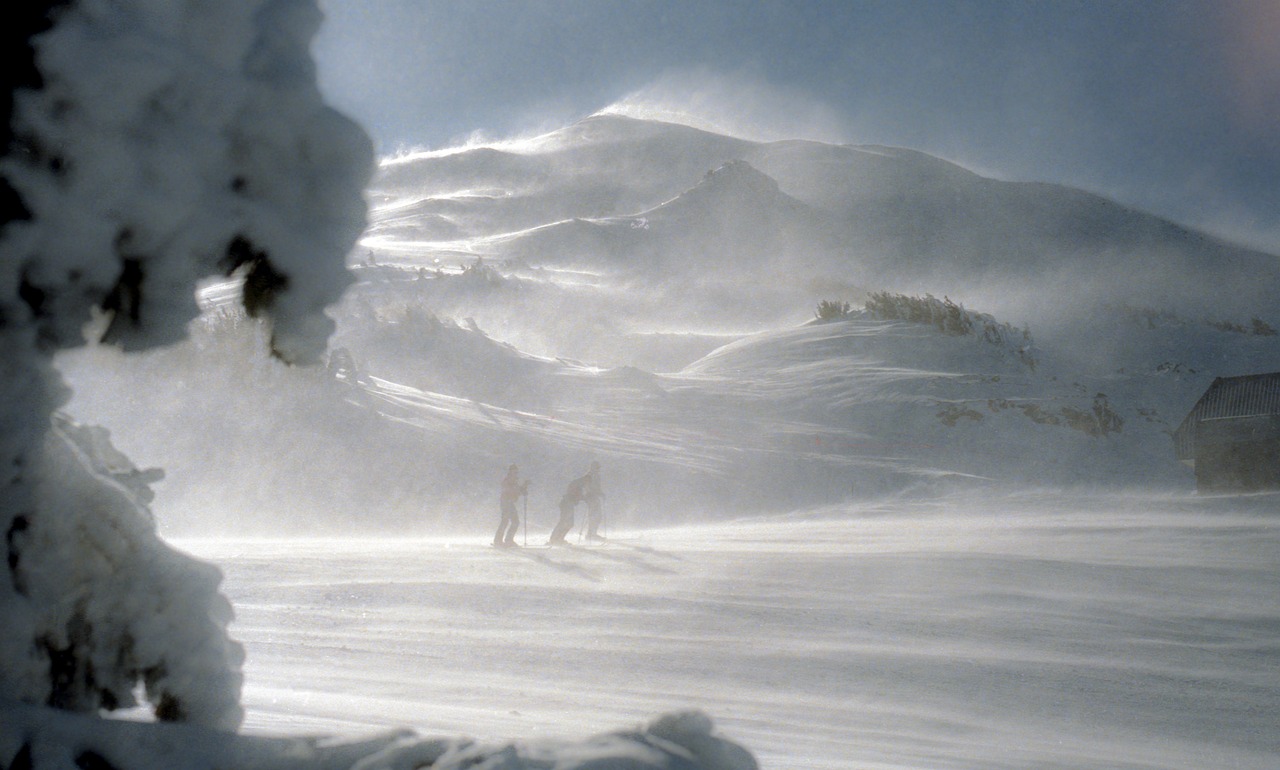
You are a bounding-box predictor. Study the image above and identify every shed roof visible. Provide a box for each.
[1173,372,1280,461]
[1186,372,1280,422]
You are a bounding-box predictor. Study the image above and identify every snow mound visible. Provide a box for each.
[0,704,755,770]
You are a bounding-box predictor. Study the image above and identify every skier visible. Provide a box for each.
[582,461,606,541]
[493,464,528,547]
[548,461,604,544]
[548,474,582,545]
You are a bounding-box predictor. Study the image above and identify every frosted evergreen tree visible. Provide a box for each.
[1,0,373,729]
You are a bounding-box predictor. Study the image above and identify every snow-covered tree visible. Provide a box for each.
[1,0,373,730]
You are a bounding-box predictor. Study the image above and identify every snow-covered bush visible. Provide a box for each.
[983,392,1124,437]
[865,291,974,335]
[457,256,505,286]
[1109,302,1279,337]
[1208,316,1279,336]
[813,299,852,321]
[865,291,1038,370]
[21,416,245,726]
[1,0,372,730]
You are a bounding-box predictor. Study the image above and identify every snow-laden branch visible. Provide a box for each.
[1,0,371,730]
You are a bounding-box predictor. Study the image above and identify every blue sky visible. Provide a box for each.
[313,0,1280,253]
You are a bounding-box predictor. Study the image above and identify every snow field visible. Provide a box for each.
[180,493,1280,770]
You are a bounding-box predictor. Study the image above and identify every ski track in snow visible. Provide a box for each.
[179,498,1280,770]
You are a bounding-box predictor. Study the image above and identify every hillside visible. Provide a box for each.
[56,112,1280,534]
[363,114,1280,338]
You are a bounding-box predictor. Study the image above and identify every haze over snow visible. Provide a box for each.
[15,3,1279,765]
[59,111,1280,535]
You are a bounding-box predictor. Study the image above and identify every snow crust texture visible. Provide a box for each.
[1,0,370,732]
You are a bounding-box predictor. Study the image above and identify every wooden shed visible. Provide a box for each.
[1173,372,1280,492]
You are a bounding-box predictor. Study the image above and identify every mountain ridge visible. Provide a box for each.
[56,111,1280,531]
[364,113,1280,331]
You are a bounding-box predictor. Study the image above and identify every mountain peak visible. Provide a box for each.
[699,159,779,191]
[534,112,752,153]
[661,159,791,214]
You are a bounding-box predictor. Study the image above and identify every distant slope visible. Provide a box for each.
[341,112,1280,507]
[367,115,754,243]
[364,113,1280,331]
[56,112,1280,533]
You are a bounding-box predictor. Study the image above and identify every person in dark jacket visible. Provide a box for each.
[582,461,605,541]
[548,461,605,544]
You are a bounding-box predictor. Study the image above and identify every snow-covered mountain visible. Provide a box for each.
[367,114,1280,327]
[58,112,1280,534]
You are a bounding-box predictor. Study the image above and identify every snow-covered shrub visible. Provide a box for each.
[457,256,506,286]
[865,292,974,335]
[1207,319,1246,334]
[936,403,984,426]
[813,299,852,321]
[1109,303,1185,330]
[1208,316,1280,336]
[983,393,1124,437]
[865,291,1038,370]
[1109,302,1279,337]
[1,0,372,729]
[24,416,245,726]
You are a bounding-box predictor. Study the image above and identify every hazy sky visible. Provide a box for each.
[313,0,1280,253]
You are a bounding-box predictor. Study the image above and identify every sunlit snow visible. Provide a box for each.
[177,493,1279,770]
[47,89,1280,770]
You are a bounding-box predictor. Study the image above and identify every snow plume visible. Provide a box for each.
[2,0,369,734]
[598,68,851,145]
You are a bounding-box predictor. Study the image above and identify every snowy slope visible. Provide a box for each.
[364,114,1280,327]
[179,493,1280,770]
[21,491,1277,770]
[56,112,1280,531]
[58,298,1279,538]
[340,113,1280,380]
[368,115,754,241]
